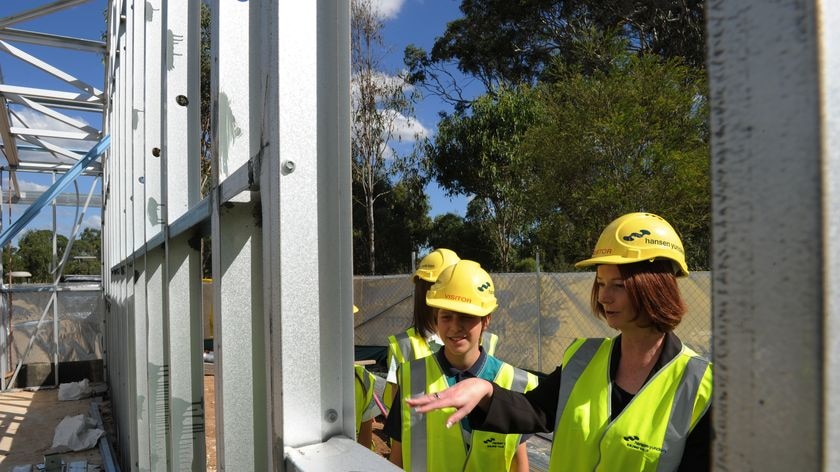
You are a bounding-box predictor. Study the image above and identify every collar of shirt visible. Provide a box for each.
[609,331,683,381]
[435,346,488,386]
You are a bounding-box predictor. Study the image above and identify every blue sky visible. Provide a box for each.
[0,0,472,247]
[375,0,475,218]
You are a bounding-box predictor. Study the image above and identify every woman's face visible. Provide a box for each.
[596,264,638,331]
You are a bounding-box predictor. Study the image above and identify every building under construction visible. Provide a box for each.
[0,0,838,471]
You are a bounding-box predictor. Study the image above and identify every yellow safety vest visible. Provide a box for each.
[549,338,713,472]
[384,328,500,409]
[354,365,376,436]
[399,355,538,472]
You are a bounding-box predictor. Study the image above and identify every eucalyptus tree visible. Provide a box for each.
[351,0,426,274]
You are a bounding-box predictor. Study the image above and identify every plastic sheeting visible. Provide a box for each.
[2,286,103,365]
[51,414,105,453]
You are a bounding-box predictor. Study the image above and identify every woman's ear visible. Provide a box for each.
[482,315,491,330]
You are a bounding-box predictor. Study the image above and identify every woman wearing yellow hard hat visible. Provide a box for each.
[382,248,500,410]
[406,213,712,471]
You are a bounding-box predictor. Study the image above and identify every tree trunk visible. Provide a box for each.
[366,192,376,274]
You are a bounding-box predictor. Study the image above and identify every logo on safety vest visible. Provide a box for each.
[482,437,505,449]
[622,435,665,454]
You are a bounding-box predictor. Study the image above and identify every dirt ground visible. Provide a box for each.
[204,371,217,472]
[0,389,103,469]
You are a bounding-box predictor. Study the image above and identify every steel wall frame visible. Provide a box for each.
[86,0,840,469]
[103,0,397,470]
[706,0,839,470]
[819,0,840,469]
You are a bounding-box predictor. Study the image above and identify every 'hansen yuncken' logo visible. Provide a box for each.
[482,436,505,449]
[622,435,666,455]
[622,229,651,242]
[477,282,491,292]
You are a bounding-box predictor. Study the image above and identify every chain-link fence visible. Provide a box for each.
[354,272,710,374]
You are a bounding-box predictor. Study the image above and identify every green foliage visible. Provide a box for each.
[429,86,539,270]
[513,257,538,272]
[427,212,496,269]
[404,0,706,107]
[426,0,562,87]
[15,230,67,282]
[353,175,432,274]
[200,2,212,196]
[64,228,102,276]
[11,229,102,283]
[523,51,710,270]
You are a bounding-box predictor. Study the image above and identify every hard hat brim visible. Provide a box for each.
[575,255,689,277]
[426,297,497,318]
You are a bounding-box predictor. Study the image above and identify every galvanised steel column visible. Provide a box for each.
[260,0,355,450]
[162,0,204,469]
[819,1,840,469]
[138,0,170,469]
[706,0,833,469]
[211,0,267,469]
[126,1,153,469]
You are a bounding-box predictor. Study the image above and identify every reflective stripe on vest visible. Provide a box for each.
[480,331,499,356]
[389,328,435,364]
[386,328,435,410]
[401,355,538,472]
[550,338,712,472]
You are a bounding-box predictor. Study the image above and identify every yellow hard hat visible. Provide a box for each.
[575,212,689,277]
[415,248,461,282]
[426,260,498,317]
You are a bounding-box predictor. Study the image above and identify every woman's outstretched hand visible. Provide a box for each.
[405,377,494,428]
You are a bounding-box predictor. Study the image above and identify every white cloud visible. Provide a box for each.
[10,107,95,133]
[3,107,98,154]
[372,0,406,20]
[351,70,427,143]
[83,214,101,229]
[351,71,415,102]
[382,109,429,142]
[17,179,49,192]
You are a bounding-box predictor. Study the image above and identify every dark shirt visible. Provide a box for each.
[384,347,531,445]
[469,332,711,472]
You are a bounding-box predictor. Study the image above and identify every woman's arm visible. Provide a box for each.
[406,377,495,427]
[408,366,563,434]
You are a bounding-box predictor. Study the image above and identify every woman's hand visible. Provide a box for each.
[405,377,494,428]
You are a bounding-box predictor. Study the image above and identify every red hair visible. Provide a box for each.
[590,260,686,332]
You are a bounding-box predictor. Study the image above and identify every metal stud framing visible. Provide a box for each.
[15,0,830,470]
[101,0,396,470]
